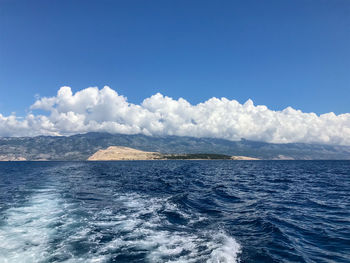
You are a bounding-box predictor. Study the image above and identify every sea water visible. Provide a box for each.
[0,161,349,262]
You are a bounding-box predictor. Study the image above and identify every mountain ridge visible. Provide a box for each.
[0,132,349,160]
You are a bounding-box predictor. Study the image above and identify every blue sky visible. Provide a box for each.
[1,0,349,116]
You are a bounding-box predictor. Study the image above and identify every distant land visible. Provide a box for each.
[0,132,350,161]
[87,146,259,161]
[88,146,162,160]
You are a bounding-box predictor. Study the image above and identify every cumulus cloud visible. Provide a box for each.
[1,86,350,145]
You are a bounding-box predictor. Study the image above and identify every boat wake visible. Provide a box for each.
[0,188,62,262]
[0,190,240,263]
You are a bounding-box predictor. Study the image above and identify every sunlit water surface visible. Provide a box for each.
[0,161,349,263]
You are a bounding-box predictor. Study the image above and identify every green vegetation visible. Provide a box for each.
[164,153,232,160]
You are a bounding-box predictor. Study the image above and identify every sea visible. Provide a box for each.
[0,161,349,263]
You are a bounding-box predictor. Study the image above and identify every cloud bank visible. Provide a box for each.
[1,86,350,145]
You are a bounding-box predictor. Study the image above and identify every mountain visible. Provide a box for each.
[0,132,349,160]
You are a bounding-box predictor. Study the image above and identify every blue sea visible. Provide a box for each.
[0,161,349,263]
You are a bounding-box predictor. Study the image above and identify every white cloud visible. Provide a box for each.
[1,86,350,145]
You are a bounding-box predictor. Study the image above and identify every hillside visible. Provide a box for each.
[88,146,162,160]
[0,132,349,160]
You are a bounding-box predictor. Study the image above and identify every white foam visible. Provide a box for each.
[95,193,241,263]
[0,191,241,263]
[0,189,61,263]
[208,233,241,263]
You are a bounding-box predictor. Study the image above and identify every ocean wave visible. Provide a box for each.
[0,190,241,263]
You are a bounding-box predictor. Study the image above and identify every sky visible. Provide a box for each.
[0,0,350,144]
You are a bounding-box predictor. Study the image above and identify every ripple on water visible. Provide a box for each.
[0,190,241,263]
[0,160,349,263]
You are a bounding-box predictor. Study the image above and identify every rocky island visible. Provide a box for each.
[87,146,259,161]
[88,146,163,160]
